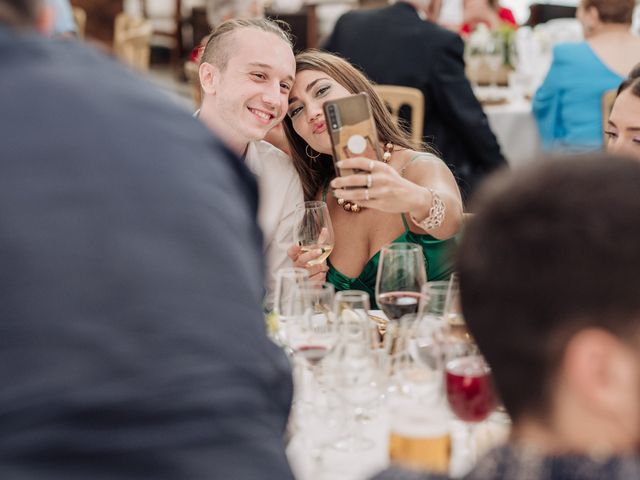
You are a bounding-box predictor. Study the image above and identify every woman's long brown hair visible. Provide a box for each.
[283,50,432,200]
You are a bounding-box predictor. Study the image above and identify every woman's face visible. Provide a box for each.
[606,89,640,161]
[287,69,352,155]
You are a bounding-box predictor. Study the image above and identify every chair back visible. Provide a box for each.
[113,13,153,72]
[72,6,86,39]
[373,85,425,144]
[602,88,617,145]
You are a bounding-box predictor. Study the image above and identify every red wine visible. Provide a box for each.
[296,345,328,366]
[378,291,423,321]
[445,356,496,423]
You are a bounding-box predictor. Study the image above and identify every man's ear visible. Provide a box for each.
[199,62,218,95]
[36,4,55,35]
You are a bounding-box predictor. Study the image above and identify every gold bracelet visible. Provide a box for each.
[410,188,445,231]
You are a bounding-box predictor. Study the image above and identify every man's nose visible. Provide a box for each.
[262,82,281,107]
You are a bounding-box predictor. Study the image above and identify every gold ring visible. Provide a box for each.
[366,174,372,188]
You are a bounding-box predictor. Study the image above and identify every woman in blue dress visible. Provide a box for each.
[533,0,640,151]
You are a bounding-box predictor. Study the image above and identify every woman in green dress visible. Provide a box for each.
[284,51,463,307]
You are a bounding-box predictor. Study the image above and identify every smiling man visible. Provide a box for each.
[198,19,303,295]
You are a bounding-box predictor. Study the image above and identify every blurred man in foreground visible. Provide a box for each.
[0,1,293,478]
[376,154,640,479]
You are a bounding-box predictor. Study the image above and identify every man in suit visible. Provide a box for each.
[0,1,293,478]
[324,0,507,200]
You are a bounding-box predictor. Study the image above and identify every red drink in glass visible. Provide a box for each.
[445,356,496,422]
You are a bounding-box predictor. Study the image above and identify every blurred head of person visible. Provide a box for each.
[198,18,295,155]
[0,0,52,32]
[607,65,640,161]
[577,0,636,36]
[458,154,640,455]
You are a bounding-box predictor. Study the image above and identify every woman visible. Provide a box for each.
[460,0,517,35]
[284,51,463,307]
[533,0,640,151]
[606,65,640,160]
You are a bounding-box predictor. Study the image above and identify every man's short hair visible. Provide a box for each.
[0,0,41,27]
[458,154,640,423]
[199,18,292,71]
[584,0,635,24]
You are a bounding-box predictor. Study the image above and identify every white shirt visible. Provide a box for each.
[245,141,303,296]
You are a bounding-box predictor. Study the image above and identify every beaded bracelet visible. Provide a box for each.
[410,188,445,231]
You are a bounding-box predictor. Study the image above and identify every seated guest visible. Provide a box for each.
[284,51,463,306]
[197,19,303,295]
[375,154,640,479]
[533,0,640,151]
[1,1,293,478]
[606,64,640,160]
[460,0,517,34]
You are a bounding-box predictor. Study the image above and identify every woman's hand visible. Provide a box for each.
[330,157,425,214]
[287,245,329,284]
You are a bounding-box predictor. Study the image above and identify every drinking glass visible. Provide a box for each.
[286,283,337,374]
[331,290,387,452]
[273,267,309,347]
[443,272,472,342]
[375,242,427,322]
[294,201,335,266]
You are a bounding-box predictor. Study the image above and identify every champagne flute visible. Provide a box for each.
[294,201,334,266]
[443,272,471,342]
[375,242,427,322]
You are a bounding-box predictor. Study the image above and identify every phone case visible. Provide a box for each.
[323,93,382,177]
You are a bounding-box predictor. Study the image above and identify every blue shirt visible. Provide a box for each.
[532,41,623,151]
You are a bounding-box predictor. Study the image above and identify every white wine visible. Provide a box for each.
[300,244,333,265]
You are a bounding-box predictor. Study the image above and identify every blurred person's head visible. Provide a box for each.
[577,0,635,35]
[458,155,640,455]
[607,65,640,160]
[198,18,295,155]
[0,0,52,32]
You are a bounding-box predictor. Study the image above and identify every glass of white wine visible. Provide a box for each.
[294,201,334,266]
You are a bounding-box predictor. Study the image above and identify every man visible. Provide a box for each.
[198,19,304,295]
[0,2,293,478]
[324,0,506,201]
[376,154,640,479]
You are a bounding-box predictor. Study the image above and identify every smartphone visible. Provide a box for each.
[323,92,382,177]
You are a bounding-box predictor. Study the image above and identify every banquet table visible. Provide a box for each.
[284,310,511,480]
[476,87,542,169]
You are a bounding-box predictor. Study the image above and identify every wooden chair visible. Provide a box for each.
[71,6,86,39]
[373,85,425,144]
[113,13,153,72]
[602,89,617,145]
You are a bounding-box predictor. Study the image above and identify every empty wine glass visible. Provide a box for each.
[375,243,427,322]
[273,267,309,347]
[294,201,335,267]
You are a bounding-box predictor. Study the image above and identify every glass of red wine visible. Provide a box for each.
[375,242,427,320]
[286,283,337,374]
[445,351,497,464]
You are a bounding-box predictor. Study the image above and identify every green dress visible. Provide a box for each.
[322,187,457,309]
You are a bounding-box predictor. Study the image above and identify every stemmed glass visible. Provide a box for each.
[375,242,427,323]
[272,267,309,347]
[331,290,387,452]
[443,272,472,342]
[294,201,335,266]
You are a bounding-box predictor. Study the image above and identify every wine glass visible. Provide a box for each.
[375,242,427,322]
[443,272,472,343]
[273,267,309,347]
[330,290,387,452]
[294,201,335,267]
[286,283,337,375]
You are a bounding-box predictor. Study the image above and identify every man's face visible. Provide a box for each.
[208,28,295,148]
